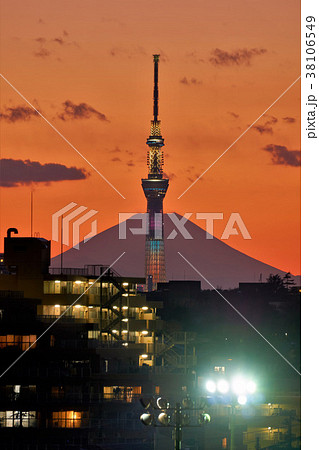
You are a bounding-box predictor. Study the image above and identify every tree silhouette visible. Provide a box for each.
[282,272,295,290]
[266,274,285,295]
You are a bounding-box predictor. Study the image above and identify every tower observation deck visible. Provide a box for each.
[142,55,169,291]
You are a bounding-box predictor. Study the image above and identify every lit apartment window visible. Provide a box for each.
[88,330,99,339]
[0,411,37,427]
[0,335,37,350]
[44,281,73,294]
[72,281,85,295]
[88,307,99,319]
[103,386,141,402]
[214,366,225,373]
[51,411,82,428]
[4,385,36,400]
[51,386,64,399]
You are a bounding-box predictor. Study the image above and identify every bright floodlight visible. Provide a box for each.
[198,413,211,424]
[217,379,229,394]
[157,397,169,409]
[246,380,256,394]
[232,376,246,395]
[237,395,247,405]
[158,412,170,426]
[206,380,216,393]
[140,413,154,426]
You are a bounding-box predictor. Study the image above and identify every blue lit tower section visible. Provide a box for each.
[142,55,169,291]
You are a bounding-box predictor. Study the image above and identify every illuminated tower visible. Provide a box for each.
[142,55,169,291]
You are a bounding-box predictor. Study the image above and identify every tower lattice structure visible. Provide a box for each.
[141,55,169,291]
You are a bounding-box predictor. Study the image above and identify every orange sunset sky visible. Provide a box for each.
[0,0,300,274]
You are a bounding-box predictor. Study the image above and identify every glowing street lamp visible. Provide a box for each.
[232,376,246,395]
[246,380,256,394]
[140,413,154,426]
[206,380,216,393]
[217,379,229,394]
[237,395,247,406]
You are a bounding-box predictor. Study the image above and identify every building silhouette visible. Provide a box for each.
[142,55,169,291]
[0,229,196,449]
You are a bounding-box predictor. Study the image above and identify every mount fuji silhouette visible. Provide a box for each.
[51,214,299,289]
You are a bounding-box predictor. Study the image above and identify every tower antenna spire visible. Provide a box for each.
[153,54,160,122]
[142,54,169,291]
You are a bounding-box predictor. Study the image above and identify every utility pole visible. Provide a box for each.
[140,396,211,450]
[99,266,103,341]
[60,214,63,274]
[230,404,236,450]
[30,190,34,237]
[255,436,260,449]
[174,402,182,450]
[287,414,292,449]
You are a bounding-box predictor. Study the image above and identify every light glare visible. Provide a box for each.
[232,376,246,395]
[237,394,247,405]
[206,380,216,393]
[217,379,229,394]
[246,380,256,394]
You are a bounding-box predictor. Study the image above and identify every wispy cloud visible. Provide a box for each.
[282,116,296,124]
[228,111,239,119]
[253,124,273,134]
[252,115,278,134]
[109,46,147,58]
[33,48,52,58]
[58,100,109,121]
[209,48,267,66]
[163,171,176,180]
[33,31,79,59]
[263,144,301,167]
[53,37,66,46]
[34,37,46,45]
[0,105,40,123]
[185,51,205,64]
[263,115,278,125]
[186,166,203,183]
[110,147,121,153]
[0,158,89,187]
[180,77,202,86]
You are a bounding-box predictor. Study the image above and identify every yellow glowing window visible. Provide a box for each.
[0,335,36,350]
[52,411,82,428]
[104,386,142,402]
[0,411,37,427]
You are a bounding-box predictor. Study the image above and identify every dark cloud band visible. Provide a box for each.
[0,158,89,187]
[0,106,40,123]
[209,48,267,66]
[58,100,108,121]
[263,144,300,167]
